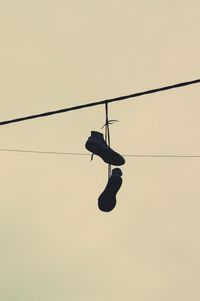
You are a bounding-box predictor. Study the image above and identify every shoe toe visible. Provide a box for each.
[112,154,125,166]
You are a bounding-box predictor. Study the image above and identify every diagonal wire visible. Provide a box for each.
[0,78,199,126]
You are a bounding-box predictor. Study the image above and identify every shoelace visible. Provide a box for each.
[103,103,118,179]
[90,102,118,180]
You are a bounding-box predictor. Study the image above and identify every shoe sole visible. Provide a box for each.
[98,176,122,212]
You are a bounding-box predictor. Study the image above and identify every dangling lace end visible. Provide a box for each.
[101,119,119,129]
[91,153,94,161]
[108,119,119,125]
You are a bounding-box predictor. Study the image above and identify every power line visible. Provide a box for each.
[125,154,200,158]
[0,148,88,156]
[0,78,200,126]
[1,148,200,158]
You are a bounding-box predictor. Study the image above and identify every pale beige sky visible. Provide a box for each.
[0,1,200,300]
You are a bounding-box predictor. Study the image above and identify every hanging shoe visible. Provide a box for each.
[85,131,125,166]
[98,168,123,212]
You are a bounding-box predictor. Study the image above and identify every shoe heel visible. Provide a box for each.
[85,140,101,156]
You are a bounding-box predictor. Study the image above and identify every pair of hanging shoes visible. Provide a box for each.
[85,131,125,212]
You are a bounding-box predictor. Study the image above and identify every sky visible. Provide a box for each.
[0,1,200,300]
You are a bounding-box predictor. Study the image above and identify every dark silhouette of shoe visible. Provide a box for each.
[98,168,123,212]
[85,131,125,166]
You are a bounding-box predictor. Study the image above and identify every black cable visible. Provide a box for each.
[0,79,199,126]
[0,148,200,158]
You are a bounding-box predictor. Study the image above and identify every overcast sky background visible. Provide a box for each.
[0,1,200,300]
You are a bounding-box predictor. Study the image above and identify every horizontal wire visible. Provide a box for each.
[125,154,200,158]
[0,148,200,158]
[0,78,200,126]
[0,148,88,156]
